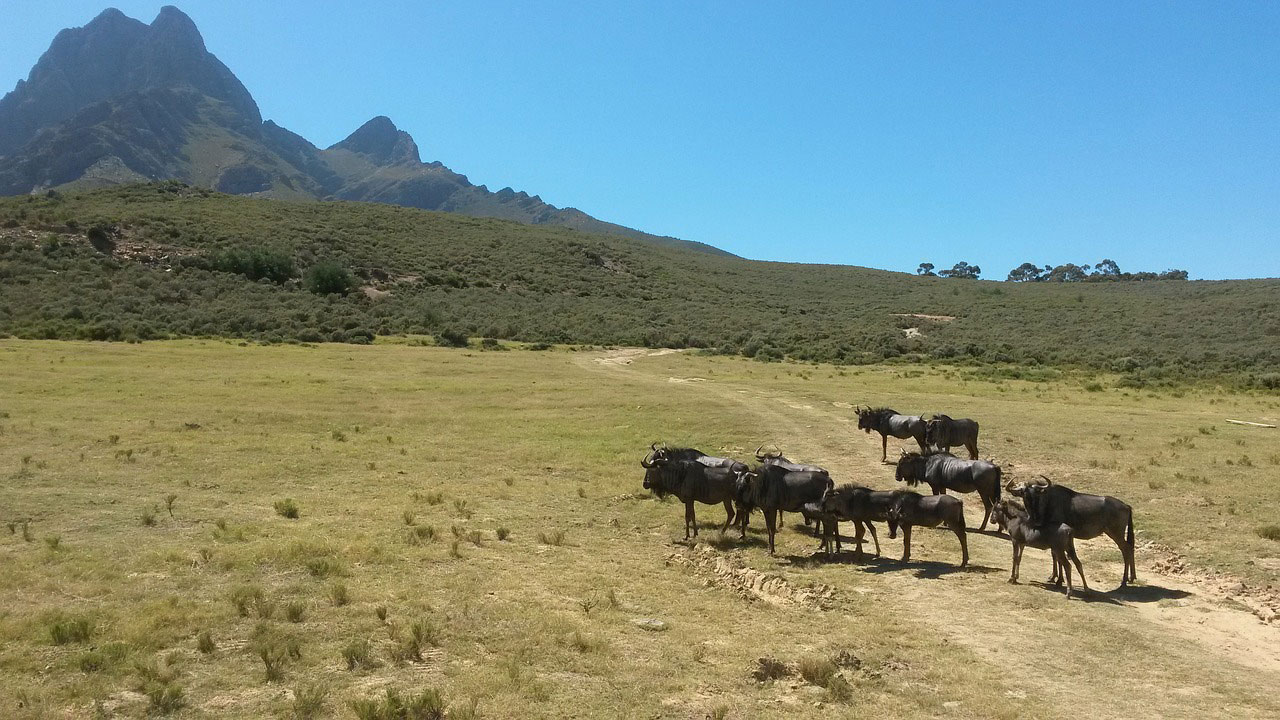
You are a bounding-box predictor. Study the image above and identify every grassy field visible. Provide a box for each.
[2,340,1278,719]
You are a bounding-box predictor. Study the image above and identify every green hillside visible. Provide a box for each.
[1,183,1277,387]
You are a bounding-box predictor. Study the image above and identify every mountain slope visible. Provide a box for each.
[1,184,1276,387]
[0,6,730,255]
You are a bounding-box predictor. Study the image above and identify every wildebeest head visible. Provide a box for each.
[924,415,950,446]
[640,443,671,495]
[886,491,918,538]
[894,451,927,485]
[856,407,897,433]
[989,499,1024,533]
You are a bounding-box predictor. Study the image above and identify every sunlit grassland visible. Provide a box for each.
[0,340,1276,719]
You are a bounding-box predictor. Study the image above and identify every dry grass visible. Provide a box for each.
[0,340,1277,718]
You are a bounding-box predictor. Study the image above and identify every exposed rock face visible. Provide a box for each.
[329,116,421,166]
[0,6,731,256]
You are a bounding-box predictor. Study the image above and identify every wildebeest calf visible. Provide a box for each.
[886,490,969,567]
[819,483,896,559]
[991,500,1087,599]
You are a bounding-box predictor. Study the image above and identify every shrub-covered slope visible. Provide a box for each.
[0,183,1276,386]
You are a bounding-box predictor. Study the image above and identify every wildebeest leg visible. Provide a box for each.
[684,500,696,540]
[1105,526,1132,587]
[900,525,912,563]
[1124,512,1137,583]
[864,521,880,558]
[915,433,928,454]
[954,524,969,567]
[720,499,734,535]
[1056,549,1074,599]
[735,503,750,538]
[978,491,992,531]
[764,509,778,554]
[966,440,978,460]
[1067,540,1088,591]
[1009,542,1021,583]
[881,434,889,462]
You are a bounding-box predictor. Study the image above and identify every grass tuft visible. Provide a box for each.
[538,529,565,546]
[349,688,446,720]
[48,616,92,645]
[292,683,329,720]
[1257,525,1280,542]
[196,629,216,654]
[342,638,379,671]
[329,583,350,607]
[274,498,300,519]
[285,601,307,623]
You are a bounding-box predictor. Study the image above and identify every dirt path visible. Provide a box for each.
[577,349,1280,716]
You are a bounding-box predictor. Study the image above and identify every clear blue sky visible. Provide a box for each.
[3,2,1278,279]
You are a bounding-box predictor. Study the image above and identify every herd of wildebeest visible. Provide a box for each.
[640,407,1137,599]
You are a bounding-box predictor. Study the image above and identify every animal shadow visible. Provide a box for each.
[1104,583,1192,604]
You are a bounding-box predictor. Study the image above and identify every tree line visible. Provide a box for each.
[916,259,1188,282]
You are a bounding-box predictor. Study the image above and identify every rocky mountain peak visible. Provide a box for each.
[329,116,421,166]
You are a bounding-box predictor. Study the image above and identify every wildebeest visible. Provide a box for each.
[886,490,969,566]
[991,500,1088,599]
[1011,477,1136,586]
[819,483,897,559]
[801,501,842,554]
[755,446,829,529]
[742,463,834,554]
[924,414,980,459]
[649,443,748,472]
[894,450,1001,530]
[641,446,749,540]
[754,445,829,474]
[855,407,927,462]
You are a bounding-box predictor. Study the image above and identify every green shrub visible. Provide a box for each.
[274,499,300,519]
[1258,525,1280,542]
[436,328,469,348]
[304,261,356,295]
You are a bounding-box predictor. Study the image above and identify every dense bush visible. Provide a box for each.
[304,260,356,295]
[208,246,296,284]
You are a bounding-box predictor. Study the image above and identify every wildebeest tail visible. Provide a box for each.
[1125,507,1134,548]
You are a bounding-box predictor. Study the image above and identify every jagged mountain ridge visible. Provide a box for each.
[0,6,728,255]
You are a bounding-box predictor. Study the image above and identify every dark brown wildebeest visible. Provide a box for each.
[754,445,829,474]
[924,414,980,459]
[991,499,1088,599]
[801,501,842,554]
[894,450,1001,530]
[855,407,927,463]
[886,490,969,567]
[755,446,829,530]
[742,464,834,554]
[640,447,748,540]
[1011,477,1136,586]
[819,483,897,559]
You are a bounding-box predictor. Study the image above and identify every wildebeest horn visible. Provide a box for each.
[1038,475,1054,486]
